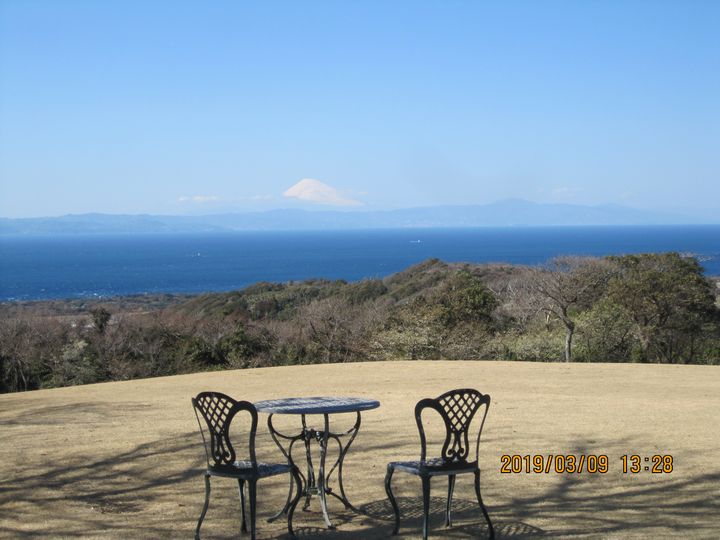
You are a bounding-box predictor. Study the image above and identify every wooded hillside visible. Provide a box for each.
[2,253,719,393]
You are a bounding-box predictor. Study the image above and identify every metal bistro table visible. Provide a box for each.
[254,396,380,529]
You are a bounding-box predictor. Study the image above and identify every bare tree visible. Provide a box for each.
[495,266,539,329]
[527,256,614,362]
[0,318,33,391]
[90,307,112,334]
[301,297,374,363]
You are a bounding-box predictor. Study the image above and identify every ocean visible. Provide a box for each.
[1,226,719,302]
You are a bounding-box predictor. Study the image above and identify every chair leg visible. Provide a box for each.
[238,479,247,533]
[195,473,211,540]
[474,470,494,540]
[248,479,257,540]
[445,474,456,527]
[421,475,431,540]
[287,466,303,538]
[384,465,400,535]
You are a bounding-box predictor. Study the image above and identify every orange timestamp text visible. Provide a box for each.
[500,454,609,474]
[500,454,674,474]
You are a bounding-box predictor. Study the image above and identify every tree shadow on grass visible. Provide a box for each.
[262,495,538,538]
[0,431,201,538]
[1,401,719,538]
[0,421,536,539]
[356,496,542,539]
[485,438,720,538]
[0,401,150,427]
[345,432,720,538]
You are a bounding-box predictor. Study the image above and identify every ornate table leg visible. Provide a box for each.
[301,414,317,511]
[266,414,304,523]
[317,413,333,528]
[324,411,362,511]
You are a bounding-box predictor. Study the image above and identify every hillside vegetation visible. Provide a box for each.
[1,253,719,393]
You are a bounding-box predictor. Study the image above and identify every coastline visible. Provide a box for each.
[2,226,720,302]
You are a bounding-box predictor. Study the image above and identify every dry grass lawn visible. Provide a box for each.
[1,360,718,539]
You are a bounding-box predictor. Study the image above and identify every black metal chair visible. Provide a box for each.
[384,388,494,539]
[192,391,303,540]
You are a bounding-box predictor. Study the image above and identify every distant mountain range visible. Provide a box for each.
[1,200,716,234]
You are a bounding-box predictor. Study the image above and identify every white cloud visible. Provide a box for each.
[178,195,220,203]
[283,178,362,206]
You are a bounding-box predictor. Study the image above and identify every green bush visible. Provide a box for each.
[574,301,634,362]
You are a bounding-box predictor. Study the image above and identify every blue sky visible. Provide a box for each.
[0,1,718,218]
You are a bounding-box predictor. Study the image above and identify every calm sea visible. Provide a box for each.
[1,226,719,302]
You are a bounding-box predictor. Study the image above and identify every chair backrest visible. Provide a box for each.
[191,391,258,469]
[415,388,490,464]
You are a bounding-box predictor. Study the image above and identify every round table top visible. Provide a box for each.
[254,396,380,415]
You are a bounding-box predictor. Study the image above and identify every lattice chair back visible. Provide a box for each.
[192,391,258,470]
[415,388,490,464]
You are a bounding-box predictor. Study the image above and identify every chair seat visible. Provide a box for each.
[209,460,292,479]
[389,457,478,476]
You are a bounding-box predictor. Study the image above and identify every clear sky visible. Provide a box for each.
[1,1,718,218]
